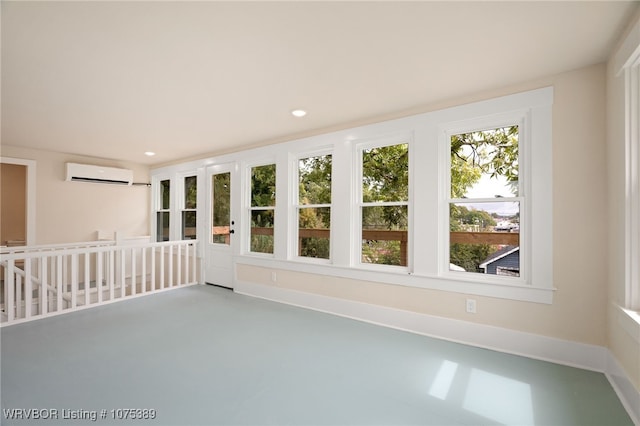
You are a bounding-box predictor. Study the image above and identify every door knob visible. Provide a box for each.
[230,229,235,234]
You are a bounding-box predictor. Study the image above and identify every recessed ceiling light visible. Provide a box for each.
[144,151,156,157]
[291,109,307,118]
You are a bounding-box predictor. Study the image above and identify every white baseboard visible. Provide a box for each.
[235,280,639,425]
[607,352,640,426]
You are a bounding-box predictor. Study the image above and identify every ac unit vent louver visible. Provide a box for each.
[65,163,133,186]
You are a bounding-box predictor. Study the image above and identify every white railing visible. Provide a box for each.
[0,240,199,326]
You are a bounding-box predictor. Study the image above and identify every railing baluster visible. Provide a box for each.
[168,245,173,288]
[97,251,103,304]
[184,243,189,285]
[131,248,137,296]
[71,254,78,309]
[119,249,126,299]
[41,256,48,316]
[108,250,115,301]
[150,246,156,292]
[63,255,68,295]
[177,244,182,286]
[24,258,32,319]
[160,246,165,290]
[6,259,15,322]
[56,255,63,312]
[84,252,90,307]
[141,247,147,294]
[192,243,197,284]
[15,271,23,319]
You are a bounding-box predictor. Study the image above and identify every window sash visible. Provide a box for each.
[358,140,410,269]
[443,119,528,285]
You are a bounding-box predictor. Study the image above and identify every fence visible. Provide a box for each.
[239,227,519,266]
[0,239,198,326]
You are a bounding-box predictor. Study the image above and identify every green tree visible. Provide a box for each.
[251,164,276,253]
[298,155,332,258]
[361,144,409,265]
[450,126,519,198]
[449,126,519,272]
[251,164,276,207]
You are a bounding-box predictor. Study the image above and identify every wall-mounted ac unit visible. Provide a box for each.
[65,163,133,186]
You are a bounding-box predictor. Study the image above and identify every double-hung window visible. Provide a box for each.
[621,30,640,311]
[446,124,523,279]
[249,164,276,254]
[156,179,170,242]
[295,153,332,260]
[181,175,197,240]
[358,140,410,267]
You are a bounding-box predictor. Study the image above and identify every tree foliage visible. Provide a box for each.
[449,126,519,272]
[251,164,276,207]
[450,126,519,198]
[450,205,496,231]
[362,144,409,232]
[242,128,519,268]
[298,156,332,258]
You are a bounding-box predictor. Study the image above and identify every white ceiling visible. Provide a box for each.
[2,1,638,166]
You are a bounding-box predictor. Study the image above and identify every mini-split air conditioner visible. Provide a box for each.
[65,163,133,186]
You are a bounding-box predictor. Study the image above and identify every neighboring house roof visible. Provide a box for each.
[479,245,519,269]
[449,263,466,272]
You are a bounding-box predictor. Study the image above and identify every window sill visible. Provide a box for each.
[617,305,640,343]
[234,256,554,304]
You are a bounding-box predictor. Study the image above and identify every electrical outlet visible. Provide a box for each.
[466,298,477,314]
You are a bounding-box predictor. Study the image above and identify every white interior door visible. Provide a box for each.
[205,163,237,288]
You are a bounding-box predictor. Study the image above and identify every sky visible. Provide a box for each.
[458,174,519,217]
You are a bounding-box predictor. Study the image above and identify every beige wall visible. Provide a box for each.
[237,63,610,348]
[0,146,150,244]
[607,11,640,392]
[0,163,27,244]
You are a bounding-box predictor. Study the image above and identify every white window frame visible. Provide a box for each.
[355,134,412,272]
[179,174,198,241]
[431,87,553,302]
[246,161,277,257]
[291,150,333,264]
[441,113,528,286]
[153,175,172,242]
[624,44,640,311]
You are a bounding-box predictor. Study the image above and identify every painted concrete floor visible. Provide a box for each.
[1,285,633,426]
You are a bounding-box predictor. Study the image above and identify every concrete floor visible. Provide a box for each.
[1,285,633,425]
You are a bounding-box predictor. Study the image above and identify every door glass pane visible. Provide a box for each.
[212,172,231,245]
